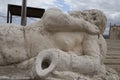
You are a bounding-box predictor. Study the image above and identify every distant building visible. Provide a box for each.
[109,24,120,40]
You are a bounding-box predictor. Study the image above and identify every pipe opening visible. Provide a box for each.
[41,58,51,69]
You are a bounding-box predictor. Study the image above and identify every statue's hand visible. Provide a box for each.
[84,22,100,35]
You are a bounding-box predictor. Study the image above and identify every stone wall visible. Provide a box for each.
[105,39,120,74]
[109,25,120,40]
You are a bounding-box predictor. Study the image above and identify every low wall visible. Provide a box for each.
[104,39,120,74]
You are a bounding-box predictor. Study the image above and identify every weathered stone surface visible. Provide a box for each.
[0,66,30,80]
[0,24,27,65]
[0,8,119,80]
[69,9,107,34]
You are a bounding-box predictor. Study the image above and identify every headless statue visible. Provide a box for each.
[0,8,119,80]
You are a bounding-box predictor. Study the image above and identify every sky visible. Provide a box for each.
[0,0,120,35]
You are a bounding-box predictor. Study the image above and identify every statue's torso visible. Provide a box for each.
[49,32,85,56]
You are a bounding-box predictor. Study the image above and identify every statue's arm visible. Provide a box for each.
[71,34,102,74]
[82,34,101,58]
[98,35,107,61]
[42,8,99,35]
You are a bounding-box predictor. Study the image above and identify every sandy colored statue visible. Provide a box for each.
[0,8,119,80]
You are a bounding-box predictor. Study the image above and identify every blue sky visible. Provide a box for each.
[0,0,120,35]
[55,0,70,12]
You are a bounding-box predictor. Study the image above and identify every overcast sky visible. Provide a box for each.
[0,0,120,35]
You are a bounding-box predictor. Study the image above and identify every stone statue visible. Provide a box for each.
[0,8,119,80]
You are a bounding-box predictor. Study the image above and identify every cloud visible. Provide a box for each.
[27,0,57,9]
[0,0,21,15]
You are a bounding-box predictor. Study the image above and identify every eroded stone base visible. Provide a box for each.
[0,66,30,80]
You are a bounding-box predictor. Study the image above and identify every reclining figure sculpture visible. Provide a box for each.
[0,8,119,80]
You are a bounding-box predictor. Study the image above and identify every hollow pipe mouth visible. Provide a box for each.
[41,58,51,70]
[35,49,58,78]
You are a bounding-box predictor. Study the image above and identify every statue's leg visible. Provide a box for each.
[16,57,36,69]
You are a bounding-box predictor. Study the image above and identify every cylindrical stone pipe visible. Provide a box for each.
[35,49,101,78]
